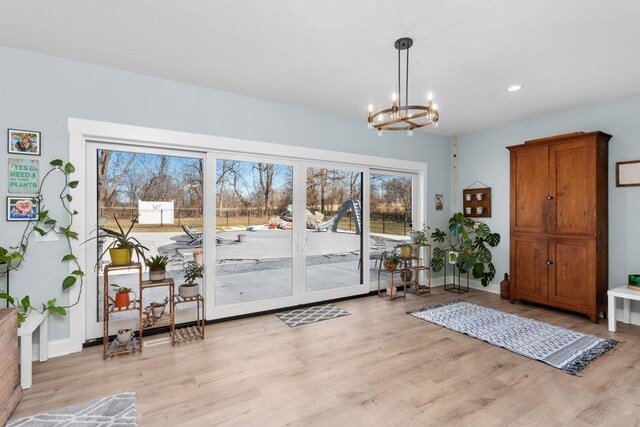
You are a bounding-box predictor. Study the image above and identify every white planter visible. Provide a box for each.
[149,269,166,281]
[179,283,199,298]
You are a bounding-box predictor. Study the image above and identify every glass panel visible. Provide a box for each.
[97,149,204,322]
[215,159,293,305]
[369,172,412,277]
[305,167,363,291]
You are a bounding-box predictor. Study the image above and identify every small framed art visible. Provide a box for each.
[7,196,39,221]
[8,129,41,156]
[616,160,640,187]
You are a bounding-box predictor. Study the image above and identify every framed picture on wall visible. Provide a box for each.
[7,129,41,156]
[616,160,640,187]
[6,196,39,221]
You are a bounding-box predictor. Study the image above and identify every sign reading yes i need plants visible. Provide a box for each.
[8,158,39,193]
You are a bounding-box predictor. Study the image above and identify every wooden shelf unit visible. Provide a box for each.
[463,187,492,218]
[377,246,432,299]
[141,278,175,341]
[173,294,205,343]
[0,308,21,425]
[103,263,143,359]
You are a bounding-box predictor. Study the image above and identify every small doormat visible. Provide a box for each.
[277,304,350,327]
[409,301,617,375]
[7,392,136,426]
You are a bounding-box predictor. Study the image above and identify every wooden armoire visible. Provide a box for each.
[507,131,611,323]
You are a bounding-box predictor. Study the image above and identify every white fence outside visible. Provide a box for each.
[138,200,174,225]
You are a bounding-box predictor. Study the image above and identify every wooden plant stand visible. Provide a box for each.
[103,263,143,359]
[173,294,205,343]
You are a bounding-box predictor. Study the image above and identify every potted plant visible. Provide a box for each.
[110,284,135,308]
[430,212,501,286]
[382,252,400,272]
[397,242,413,258]
[85,216,149,266]
[146,255,168,281]
[179,263,205,298]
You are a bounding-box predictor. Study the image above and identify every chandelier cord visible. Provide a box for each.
[406,45,409,112]
[398,46,401,108]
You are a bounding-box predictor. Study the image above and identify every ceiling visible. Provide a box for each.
[1,0,640,136]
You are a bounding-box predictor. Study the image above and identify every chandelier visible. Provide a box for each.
[367,37,439,136]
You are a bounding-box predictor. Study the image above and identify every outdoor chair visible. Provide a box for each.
[181,225,203,246]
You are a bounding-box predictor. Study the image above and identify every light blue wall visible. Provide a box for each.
[456,93,640,316]
[0,46,452,340]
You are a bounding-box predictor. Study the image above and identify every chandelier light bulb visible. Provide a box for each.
[391,92,397,102]
[427,92,433,102]
[367,104,373,113]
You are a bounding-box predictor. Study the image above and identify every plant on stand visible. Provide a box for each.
[430,212,501,287]
[146,255,168,281]
[179,263,205,298]
[382,253,400,272]
[96,217,148,266]
[110,284,135,308]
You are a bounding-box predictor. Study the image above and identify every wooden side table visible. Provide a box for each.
[607,285,640,332]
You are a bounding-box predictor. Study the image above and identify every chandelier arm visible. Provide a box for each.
[378,116,438,131]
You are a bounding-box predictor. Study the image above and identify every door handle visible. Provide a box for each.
[546,196,554,200]
[546,260,554,265]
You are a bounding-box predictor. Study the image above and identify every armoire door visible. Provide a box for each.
[548,238,594,310]
[510,146,549,234]
[511,235,548,302]
[548,140,596,236]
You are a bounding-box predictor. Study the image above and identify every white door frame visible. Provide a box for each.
[68,118,428,353]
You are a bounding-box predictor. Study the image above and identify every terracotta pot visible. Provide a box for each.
[384,261,398,272]
[109,248,132,266]
[114,292,131,308]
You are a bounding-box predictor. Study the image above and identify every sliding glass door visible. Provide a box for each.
[213,157,297,313]
[82,136,422,339]
[303,166,365,300]
[85,142,205,340]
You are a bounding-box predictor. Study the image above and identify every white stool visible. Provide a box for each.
[607,285,640,332]
[17,310,49,389]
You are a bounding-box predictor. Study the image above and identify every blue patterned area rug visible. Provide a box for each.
[277,304,350,327]
[409,301,617,375]
[7,392,136,426]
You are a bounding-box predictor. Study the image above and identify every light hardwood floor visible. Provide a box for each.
[10,287,640,426]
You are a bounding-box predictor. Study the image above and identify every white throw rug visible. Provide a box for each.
[410,301,617,375]
[7,392,136,426]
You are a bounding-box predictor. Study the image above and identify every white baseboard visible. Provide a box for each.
[48,338,71,358]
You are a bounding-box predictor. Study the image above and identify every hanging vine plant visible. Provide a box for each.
[0,159,83,325]
[430,212,501,287]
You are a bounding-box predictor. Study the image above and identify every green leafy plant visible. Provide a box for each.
[0,159,83,324]
[183,262,205,285]
[430,212,501,287]
[110,284,132,294]
[146,255,168,271]
[84,216,149,265]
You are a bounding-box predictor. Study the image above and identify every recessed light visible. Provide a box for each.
[507,85,523,92]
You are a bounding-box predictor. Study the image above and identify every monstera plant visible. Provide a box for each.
[430,212,501,287]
